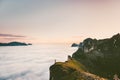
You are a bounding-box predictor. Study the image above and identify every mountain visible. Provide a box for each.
[50,33,120,80]
[0,42,32,46]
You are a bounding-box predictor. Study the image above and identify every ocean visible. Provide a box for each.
[0,44,77,80]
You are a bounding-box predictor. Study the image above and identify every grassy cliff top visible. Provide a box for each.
[50,58,107,80]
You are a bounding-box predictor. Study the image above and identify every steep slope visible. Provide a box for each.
[50,33,120,80]
[50,57,107,80]
[72,33,120,79]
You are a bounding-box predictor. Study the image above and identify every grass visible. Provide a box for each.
[55,58,87,72]
[51,58,107,80]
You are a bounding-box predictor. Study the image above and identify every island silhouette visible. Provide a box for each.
[0,42,32,46]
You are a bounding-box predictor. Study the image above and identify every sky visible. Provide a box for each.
[0,0,120,44]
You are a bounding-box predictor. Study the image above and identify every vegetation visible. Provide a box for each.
[50,58,107,80]
[50,33,120,80]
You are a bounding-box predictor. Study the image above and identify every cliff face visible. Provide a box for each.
[50,33,120,80]
[72,33,120,79]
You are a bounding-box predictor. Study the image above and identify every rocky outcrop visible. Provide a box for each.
[71,43,79,47]
[50,33,120,80]
[72,33,120,79]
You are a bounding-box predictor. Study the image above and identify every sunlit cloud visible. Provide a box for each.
[0,33,25,38]
[0,33,28,43]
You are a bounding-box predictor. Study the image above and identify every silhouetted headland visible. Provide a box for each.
[0,42,32,46]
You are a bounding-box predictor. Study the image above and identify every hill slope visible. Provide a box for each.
[50,33,120,80]
[50,57,107,80]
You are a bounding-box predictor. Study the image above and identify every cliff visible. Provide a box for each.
[50,33,120,80]
[50,57,107,80]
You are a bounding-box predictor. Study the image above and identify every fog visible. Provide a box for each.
[0,44,77,80]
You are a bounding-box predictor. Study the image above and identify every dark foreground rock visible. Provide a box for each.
[50,33,120,80]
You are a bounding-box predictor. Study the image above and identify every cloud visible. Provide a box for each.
[0,33,25,38]
[0,70,31,80]
[0,33,26,42]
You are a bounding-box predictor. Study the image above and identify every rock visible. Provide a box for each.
[50,33,120,80]
[72,33,120,79]
[71,43,79,47]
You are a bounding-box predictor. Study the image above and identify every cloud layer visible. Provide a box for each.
[0,33,27,43]
[0,33,25,38]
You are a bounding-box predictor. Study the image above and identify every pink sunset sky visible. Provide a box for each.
[0,0,120,44]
